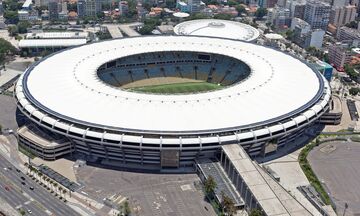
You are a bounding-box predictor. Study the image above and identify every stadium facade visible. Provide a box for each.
[15,36,331,169]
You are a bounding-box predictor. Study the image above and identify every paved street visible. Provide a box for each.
[0,153,81,216]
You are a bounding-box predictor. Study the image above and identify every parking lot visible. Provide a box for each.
[76,166,216,216]
[308,141,360,215]
[0,95,19,131]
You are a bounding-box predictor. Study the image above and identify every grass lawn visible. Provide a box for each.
[129,82,223,94]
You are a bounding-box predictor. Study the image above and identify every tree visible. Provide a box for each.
[227,0,238,6]
[285,29,294,40]
[4,10,19,24]
[186,13,210,20]
[204,175,217,196]
[213,13,232,20]
[221,192,236,216]
[249,208,263,216]
[345,64,359,81]
[139,24,154,35]
[123,200,131,216]
[345,21,358,29]
[235,5,246,15]
[17,21,30,33]
[255,8,267,19]
[7,25,18,36]
[349,87,360,96]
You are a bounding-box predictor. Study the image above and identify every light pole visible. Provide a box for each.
[343,202,348,216]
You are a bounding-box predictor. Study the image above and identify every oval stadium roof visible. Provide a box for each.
[18,36,323,133]
[174,19,260,42]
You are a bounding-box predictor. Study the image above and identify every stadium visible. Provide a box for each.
[15,35,331,169]
[173,19,260,42]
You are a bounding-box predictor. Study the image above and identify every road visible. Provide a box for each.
[0,153,81,216]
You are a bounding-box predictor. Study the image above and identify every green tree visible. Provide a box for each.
[17,21,31,34]
[4,10,19,24]
[186,13,210,20]
[345,20,358,29]
[7,25,18,36]
[227,0,238,6]
[249,208,263,216]
[349,87,360,96]
[213,13,232,20]
[123,200,131,216]
[255,8,267,19]
[204,175,217,196]
[19,208,26,215]
[235,5,246,15]
[221,192,236,216]
[285,29,294,40]
[0,38,16,66]
[139,24,154,35]
[345,64,358,80]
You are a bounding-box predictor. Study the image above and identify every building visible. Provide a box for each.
[76,0,101,17]
[291,0,306,19]
[156,25,174,34]
[337,26,360,41]
[330,5,357,28]
[332,0,349,8]
[176,1,189,12]
[14,36,331,169]
[19,32,89,55]
[328,43,353,69]
[18,10,29,21]
[48,0,59,20]
[304,0,331,30]
[85,0,101,17]
[314,60,333,82]
[119,1,128,15]
[291,18,324,48]
[264,33,285,48]
[77,0,86,17]
[267,6,291,29]
[188,0,201,13]
[61,0,67,13]
[174,19,260,42]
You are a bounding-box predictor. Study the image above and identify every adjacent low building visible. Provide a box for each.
[174,19,260,42]
[19,31,90,55]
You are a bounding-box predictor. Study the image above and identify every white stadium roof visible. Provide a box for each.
[18,36,323,133]
[174,19,260,42]
[19,39,87,48]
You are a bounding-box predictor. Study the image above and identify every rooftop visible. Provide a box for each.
[19,39,87,48]
[222,144,312,216]
[18,36,322,133]
[174,19,260,42]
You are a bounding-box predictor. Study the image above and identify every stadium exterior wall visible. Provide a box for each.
[15,77,331,168]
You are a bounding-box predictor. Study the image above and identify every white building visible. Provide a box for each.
[18,10,29,21]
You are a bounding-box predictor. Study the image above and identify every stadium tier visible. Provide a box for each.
[15,36,331,169]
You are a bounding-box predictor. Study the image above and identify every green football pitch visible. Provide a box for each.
[129,82,223,94]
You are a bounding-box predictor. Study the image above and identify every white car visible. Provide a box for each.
[27,209,32,214]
